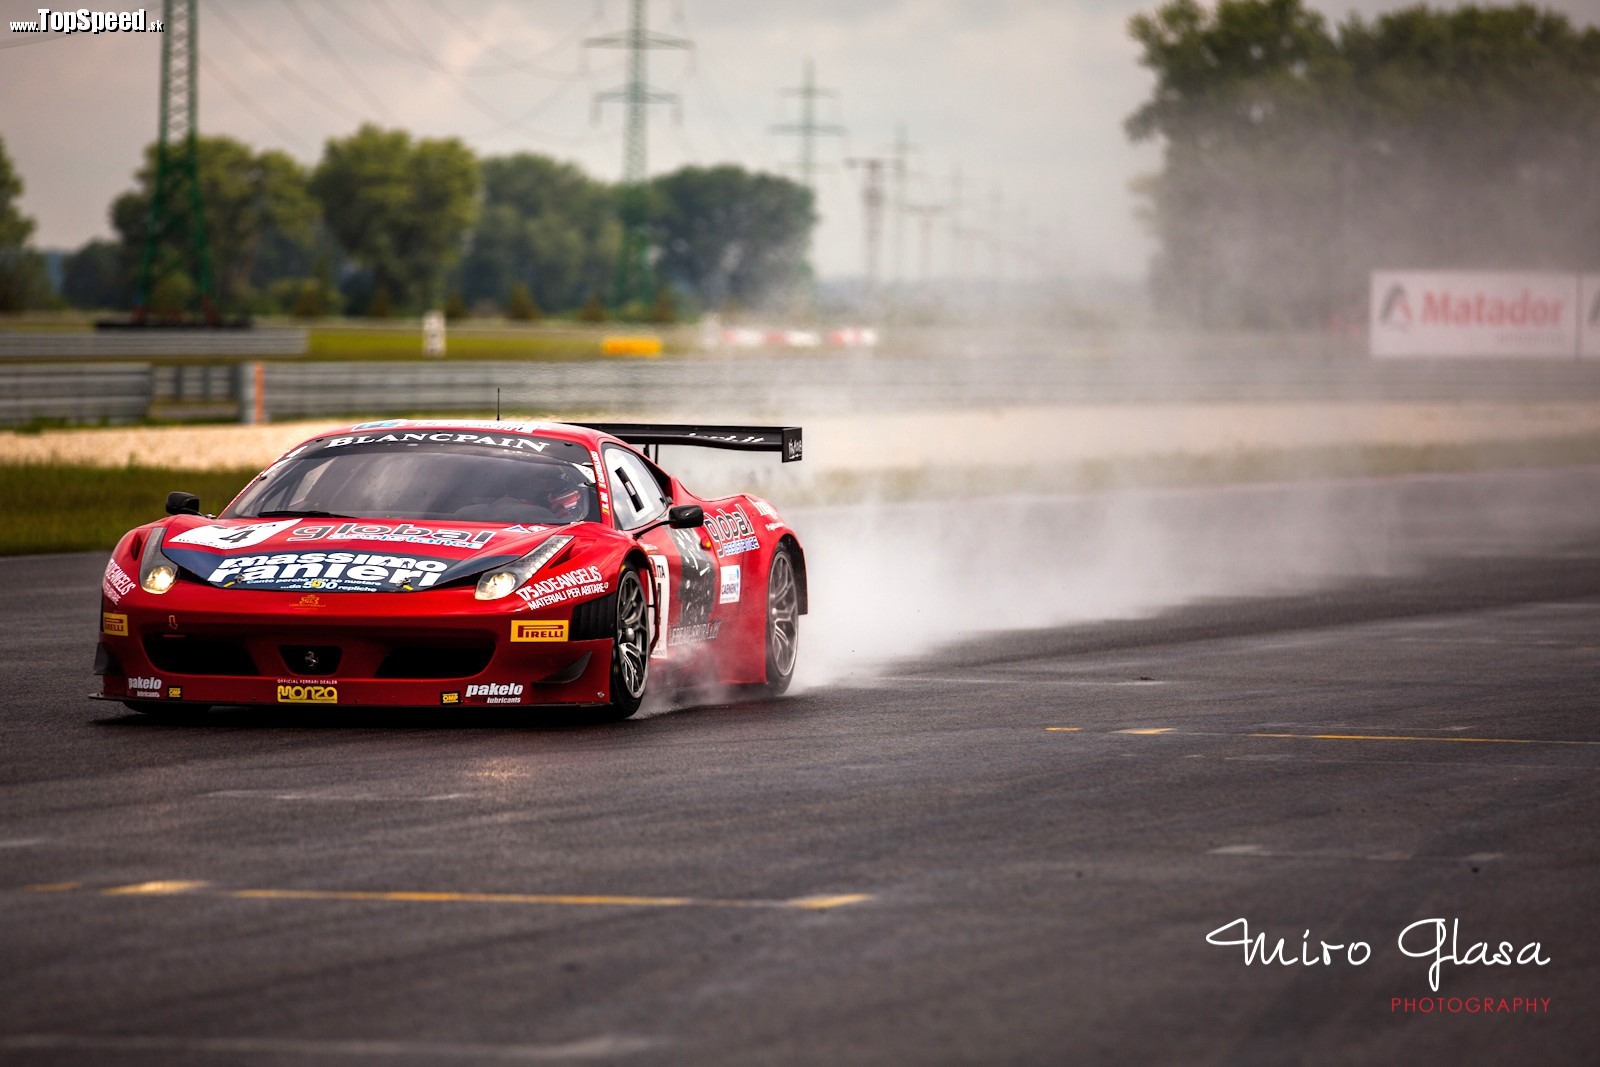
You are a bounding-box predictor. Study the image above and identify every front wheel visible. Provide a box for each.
[601,567,650,720]
[761,546,800,696]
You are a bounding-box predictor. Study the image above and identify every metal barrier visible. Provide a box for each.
[0,363,153,425]
[0,328,307,360]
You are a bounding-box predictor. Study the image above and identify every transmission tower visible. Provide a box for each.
[888,125,918,287]
[846,156,900,306]
[905,203,945,284]
[770,59,844,192]
[587,0,692,305]
[135,0,216,324]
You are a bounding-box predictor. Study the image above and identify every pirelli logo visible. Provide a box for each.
[511,619,568,642]
[101,612,129,637]
[277,683,338,704]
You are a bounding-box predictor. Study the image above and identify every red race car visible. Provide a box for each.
[93,419,806,720]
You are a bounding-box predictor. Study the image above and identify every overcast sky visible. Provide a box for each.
[2,0,1595,284]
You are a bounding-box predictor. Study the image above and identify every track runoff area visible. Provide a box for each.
[1,467,1597,1063]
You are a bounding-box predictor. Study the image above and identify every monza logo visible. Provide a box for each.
[276,683,338,704]
[511,619,569,642]
[101,612,128,637]
[1378,284,1411,329]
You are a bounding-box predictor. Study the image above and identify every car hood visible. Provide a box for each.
[158,516,571,593]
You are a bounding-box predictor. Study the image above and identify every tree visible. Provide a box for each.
[648,165,815,311]
[0,137,54,311]
[457,153,620,315]
[111,135,317,314]
[311,125,479,312]
[1126,1,1600,327]
[61,238,129,310]
[505,280,541,321]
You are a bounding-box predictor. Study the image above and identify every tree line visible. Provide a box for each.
[0,124,815,320]
[1127,0,1600,328]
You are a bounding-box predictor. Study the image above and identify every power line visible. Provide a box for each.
[278,0,396,121]
[419,0,597,79]
[198,54,316,153]
[204,1,368,125]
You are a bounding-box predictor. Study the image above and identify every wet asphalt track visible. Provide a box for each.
[2,469,1599,1065]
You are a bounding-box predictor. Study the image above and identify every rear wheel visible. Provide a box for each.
[601,567,649,720]
[762,546,800,696]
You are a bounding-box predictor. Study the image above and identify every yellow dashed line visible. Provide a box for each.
[1044,727,1082,732]
[102,881,209,895]
[29,882,870,912]
[1115,728,1174,735]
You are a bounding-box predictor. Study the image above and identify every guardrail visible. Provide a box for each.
[0,328,307,360]
[0,363,153,425]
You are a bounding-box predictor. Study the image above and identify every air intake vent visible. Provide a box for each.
[569,590,618,641]
[143,635,258,676]
[375,642,494,679]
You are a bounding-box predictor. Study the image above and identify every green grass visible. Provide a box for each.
[0,463,260,555]
[305,324,689,362]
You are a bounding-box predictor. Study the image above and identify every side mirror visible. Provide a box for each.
[166,491,201,516]
[668,504,703,529]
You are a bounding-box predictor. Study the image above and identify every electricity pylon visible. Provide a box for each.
[135,0,217,324]
[587,0,691,306]
[846,156,900,309]
[770,59,844,193]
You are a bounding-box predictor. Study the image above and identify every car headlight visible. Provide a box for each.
[474,535,572,601]
[140,527,178,594]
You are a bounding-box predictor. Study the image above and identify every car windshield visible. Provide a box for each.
[224,438,600,525]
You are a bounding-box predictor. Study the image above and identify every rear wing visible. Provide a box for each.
[586,423,803,463]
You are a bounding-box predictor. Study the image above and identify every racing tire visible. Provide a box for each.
[599,567,650,721]
[760,545,800,697]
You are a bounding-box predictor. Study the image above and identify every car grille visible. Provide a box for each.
[143,634,258,676]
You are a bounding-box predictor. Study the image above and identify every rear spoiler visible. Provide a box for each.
[586,423,803,463]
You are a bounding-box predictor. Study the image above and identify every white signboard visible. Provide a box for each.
[1370,271,1579,359]
[1582,276,1600,360]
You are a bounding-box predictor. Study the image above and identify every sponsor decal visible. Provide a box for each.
[705,506,759,557]
[202,551,452,593]
[720,564,741,605]
[322,431,551,453]
[167,614,179,631]
[276,683,338,704]
[785,436,804,462]
[670,528,717,628]
[441,691,461,705]
[764,521,787,532]
[102,560,135,604]
[751,499,778,519]
[167,687,182,700]
[514,565,608,611]
[1371,271,1579,358]
[670,621,721,646]
[288,522,496,550]
[293,594,323,609]
[504,524,550,535]
[511,619,569,642]
[465,682,525,705]
[168,519,299,551]
[127,675,162,698]
[101,612,129,637]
